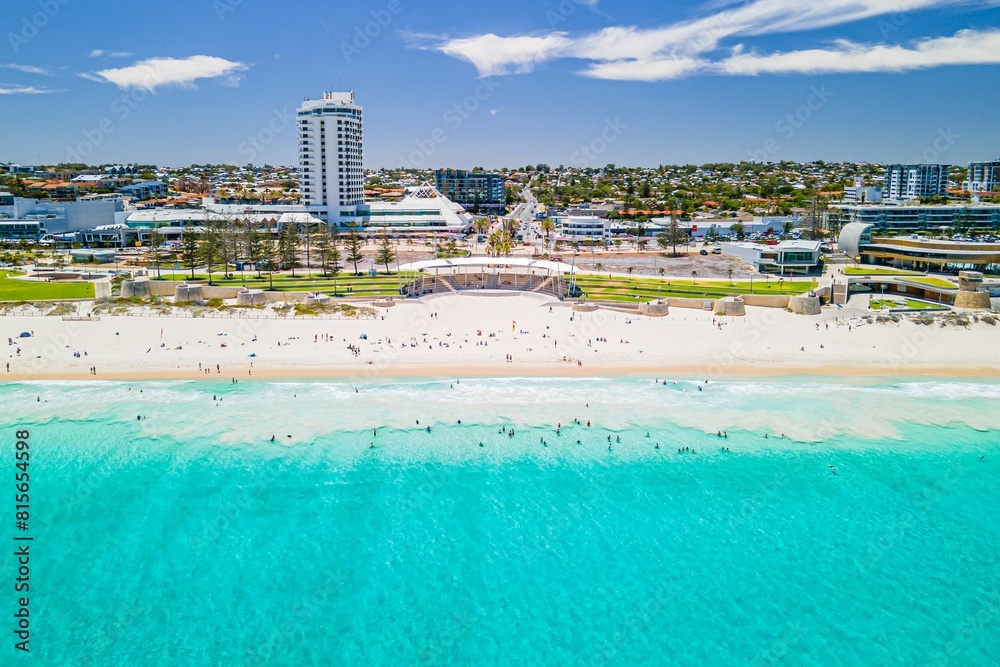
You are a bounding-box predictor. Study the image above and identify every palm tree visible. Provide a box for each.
[541,218,555,247]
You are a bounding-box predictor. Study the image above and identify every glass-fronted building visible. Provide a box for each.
[434,170,505,215]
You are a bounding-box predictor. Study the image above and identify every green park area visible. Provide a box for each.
[0,271,95,302]
[870,298,943,311]
[902,276,958,289]
[843,267,923,276]
[572,274,817,303]
[146,271,418,298]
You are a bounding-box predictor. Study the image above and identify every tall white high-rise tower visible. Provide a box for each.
[297,91,363,226]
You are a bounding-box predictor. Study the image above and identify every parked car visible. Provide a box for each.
[700,249,708,256]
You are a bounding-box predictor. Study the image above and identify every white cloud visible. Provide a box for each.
[0,63,52,76]
[85,55,249,91]
[89,49,104,58]
[0,84,59,95]
[580,56,707,81]
[717,28,1000,74]
[428,0,1000,80]
[437,33,572,76]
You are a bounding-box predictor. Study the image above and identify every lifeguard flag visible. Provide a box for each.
[691,225,698,232]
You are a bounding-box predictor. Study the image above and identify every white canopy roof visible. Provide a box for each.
[399,257,578,274]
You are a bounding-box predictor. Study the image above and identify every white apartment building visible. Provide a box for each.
[298,91,364,226]
[884,164,950,201]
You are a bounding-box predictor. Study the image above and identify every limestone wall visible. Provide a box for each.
[954,291,992,309]
[788,295,822,315]
[666,297,715,310]
[174,285,204,303]
[715,297,746,317]
[741,294,791,308]
[120,279,150,299]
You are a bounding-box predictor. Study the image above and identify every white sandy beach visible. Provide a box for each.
[3,292,999,381]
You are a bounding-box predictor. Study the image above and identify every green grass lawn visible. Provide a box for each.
[572,275,816,301]
[870,298,944,310]
[0,270,96,302]
[902,277,958,289]
[844,267,922,276]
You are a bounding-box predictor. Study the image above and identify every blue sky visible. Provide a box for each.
[2,0,1000,169]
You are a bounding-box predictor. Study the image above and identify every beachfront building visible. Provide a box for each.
[838,222,1000,272]
[721,240,822,275]
[559,215,608,239]
[0,194,118,239]
[358,186,472,234]
[298,91,364,227]
[963,160,1000,193]
[398,257,578,299]
[830,203,1000,233]
[434,169,506,215]
[884,164,951,201]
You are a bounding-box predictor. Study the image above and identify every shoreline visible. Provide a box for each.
[7,361,1000,383]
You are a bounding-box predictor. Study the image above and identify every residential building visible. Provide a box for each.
[298,90,364,226]
[120,180,169,201]
[843,177,883,204]
[963,159,1000,193]
[434,169,506,214]
[884,164,951,200]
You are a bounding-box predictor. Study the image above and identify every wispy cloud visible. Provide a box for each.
[89,50,133,59]
[0,84,60,95]
[0,63,52,76]
[83,55,250,91]
[717,28,1000,75]
[425,0,1000,80]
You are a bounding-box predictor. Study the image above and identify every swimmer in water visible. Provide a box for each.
[426,426,431,433]
[479,442,484,447]
[270,435,275,442]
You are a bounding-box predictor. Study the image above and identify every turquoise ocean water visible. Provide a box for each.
[2,377,998,665]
